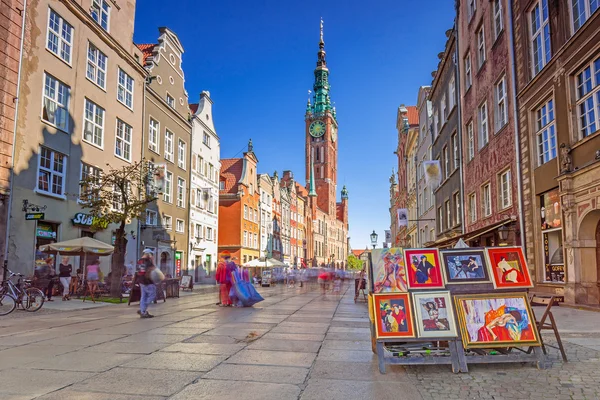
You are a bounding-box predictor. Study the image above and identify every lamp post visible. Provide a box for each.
[498,225,509,246]
[370,230,378,250]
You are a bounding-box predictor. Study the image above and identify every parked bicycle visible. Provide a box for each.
[0,266,45,316]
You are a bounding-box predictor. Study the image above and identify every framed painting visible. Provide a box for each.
[371,248,408,293]
[372,293,415,339]
[440,248,491,284]
[454,293,541,349]
[404,248,445,289]
[412,291,458,338]
[486,247,533,289]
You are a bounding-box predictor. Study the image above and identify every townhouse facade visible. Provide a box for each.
[512,0,600,304]
[416,86,434,247]
[7,0,144,275]
[0,0,25,267]
[404,108,420,248]
[458,0,521,247]
[189,91,220,281]
[258,173,273,257]
[137,28,192,278]
[431,27,463,248]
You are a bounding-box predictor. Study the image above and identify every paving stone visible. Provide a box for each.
[115,333,193,343]
[225,349,316,368]
[301,378,422,400]
[160,342,245,355]
[317,348,376,363]
[310,360,410,381]
[247,338,322,353]
[24,351,140,372]
[0,368,94,398]
[124,351,226,371]
[204,363,309,384]
[321,339,372,351]
[81,341,169,354]
[170,378,301,400]
[185,334,239,344]
[72,367,199,397]
[38,333,125,346]
[262,332,325,341]
[37,390,166,400]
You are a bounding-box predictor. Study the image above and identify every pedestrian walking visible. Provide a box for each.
[86,258,100,298]
[216,252,231,306]
[58,256,72,301]
[137,249,159,318]
[35,257,56,301]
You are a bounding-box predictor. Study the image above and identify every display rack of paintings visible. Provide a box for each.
[368,245,547,374]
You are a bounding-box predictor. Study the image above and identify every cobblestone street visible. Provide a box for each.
[0,284,599,400]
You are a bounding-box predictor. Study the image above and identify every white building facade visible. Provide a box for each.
[189,91,220,283]
[258,174,274,257]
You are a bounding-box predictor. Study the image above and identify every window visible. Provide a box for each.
[177,178,185,208]
[454,192,461,226]
[467,121,475,160]
[163,215,172,230]
[254,209,258,223]
[449,77,456,110]
[145,210,157,226]
[163,171,172,203]
[477,26,486,69]
[437,206,443,233]
[209,164,214,182]
[571,0,599,32]
[531,0,551,76]
[441,94,447,122]
[90,0,110,31]
[493,0,503,39]
[207,227,213,241]
[495,76,508,130]
[46,9,73,63]
[482,183,492,217]
[451,132,459,170]
[164,130,174,161]
[117,69,134,109]
[465,53,472,89]
[178,140,186,169]
[80,163,101,202]
[114,119,132,161]
[83,99,104,147]
[433,111,439,137]
[243,231,248,247]
[499,170,512,209]
[478,102,489,148]
[166,93,175,108]
[249,208,253,222]
[149,118,159,153]
[575,56,600,139]
[468,0,476,20]
[42,73,70,131]
[219,181,225,190]
[244,205,248,219]
[445,200,451,230]
[203,132,211,147]
[469,193,477,223]
[195,224,203,239]
[536,99,557,165]
[112,183,124,212]
[176,219,184,233]
[190,189,196,207]
[86,43,107,89]
[443,146,449,179]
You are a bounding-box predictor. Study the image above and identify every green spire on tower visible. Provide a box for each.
[311,18,333,116]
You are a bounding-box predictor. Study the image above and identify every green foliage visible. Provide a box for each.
[347,254,364,270]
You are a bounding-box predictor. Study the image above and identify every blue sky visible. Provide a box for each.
[134,0,455,249]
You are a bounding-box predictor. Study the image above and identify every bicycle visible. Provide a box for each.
[0,266,45,315]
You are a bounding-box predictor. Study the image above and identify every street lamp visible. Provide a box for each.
[498,224,509,245]
[370,230,378,249]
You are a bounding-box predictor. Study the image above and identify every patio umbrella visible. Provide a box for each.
[38,237,114,256]
[244,258,286,268]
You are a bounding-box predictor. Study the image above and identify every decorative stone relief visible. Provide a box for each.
[560,143,572,173]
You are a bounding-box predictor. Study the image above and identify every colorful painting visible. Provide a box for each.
[371,248,408,293]
[454,293,541,349]
[404,248,445,289]
[372,293,415,339]
[412,291,458,338]
[486,247,533,289]
[440,249,491,284]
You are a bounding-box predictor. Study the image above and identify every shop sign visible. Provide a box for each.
[175,252,182,276]
[36,224,56,239]
[72,213,109,230]
[26,213,45,220]
[543,231,565,283]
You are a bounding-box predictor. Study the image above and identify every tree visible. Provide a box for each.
[79,160,157,297]
[347,254,364,270]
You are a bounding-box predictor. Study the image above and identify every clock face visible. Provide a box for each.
[331,126,337,142]
[309,120,326,138]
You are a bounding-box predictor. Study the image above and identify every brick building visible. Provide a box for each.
[218,141,260,264]
[457,0,522,247]
[512,0,600,304]
[0,0,25,267]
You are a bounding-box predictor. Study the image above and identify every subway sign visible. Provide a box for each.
[72,213,109,230]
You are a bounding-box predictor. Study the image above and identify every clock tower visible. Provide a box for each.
[305,19,338,216]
